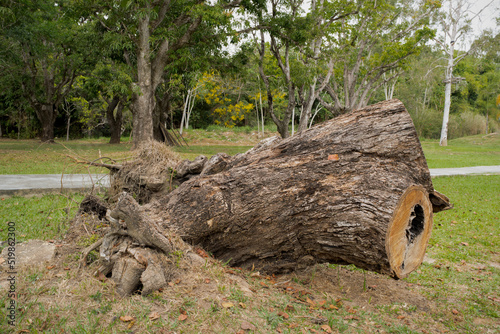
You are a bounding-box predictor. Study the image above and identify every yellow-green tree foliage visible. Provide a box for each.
[197,71,254,128]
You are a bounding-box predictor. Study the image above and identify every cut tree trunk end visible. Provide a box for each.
[90,99,451,296]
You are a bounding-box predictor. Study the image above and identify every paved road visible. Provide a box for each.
[0,166,499,195]
[428,165,500,177]
[0,174,110,196]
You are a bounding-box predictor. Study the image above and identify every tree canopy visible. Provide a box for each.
[0,0,497,142]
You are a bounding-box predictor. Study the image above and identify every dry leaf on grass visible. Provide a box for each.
[178,314,188,321]
[222,302,234,308]
[149,311,161,321]
[321,324,333,333]
[119,315,134,322]
[241,321,256,330]
[277,311,289,319]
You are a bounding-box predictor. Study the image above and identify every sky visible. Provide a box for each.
[468,0,499,36]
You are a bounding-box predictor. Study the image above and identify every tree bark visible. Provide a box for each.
[106,96,123,144]
[38,103,56,142]
[102,100,451,291]
[132,15,155,148]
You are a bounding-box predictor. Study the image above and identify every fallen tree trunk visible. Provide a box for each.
[98,99,451,295]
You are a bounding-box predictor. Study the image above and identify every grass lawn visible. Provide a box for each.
[421,133,500,168]
[0,131,498,333]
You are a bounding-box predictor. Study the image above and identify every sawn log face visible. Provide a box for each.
[144,99,448,277]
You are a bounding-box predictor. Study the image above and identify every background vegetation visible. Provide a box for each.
[0,0,498,144]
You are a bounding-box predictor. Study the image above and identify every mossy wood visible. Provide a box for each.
[100,99,451,295]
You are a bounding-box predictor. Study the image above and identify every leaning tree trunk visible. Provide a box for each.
[99,99,451,295]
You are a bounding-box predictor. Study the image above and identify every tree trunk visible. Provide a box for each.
[132,16,155,148]
[38,103,56,142]
[106,96,123,144]
[100,99,451,296]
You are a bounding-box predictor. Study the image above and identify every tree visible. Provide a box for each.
[84,0,255,148]
[250,0,434,138]
[435,0,494,146]
[318,0,436,115]
[82,62,134,143]
[0,0,92,142]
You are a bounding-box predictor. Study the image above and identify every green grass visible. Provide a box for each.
[0,138,133,174]
[0,193,84,242]
[421,133,500,168]
[429,175,500,263]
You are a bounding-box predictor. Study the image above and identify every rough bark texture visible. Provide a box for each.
[106,96,123,144]
[93,99,451,295]
[145,99,449,278]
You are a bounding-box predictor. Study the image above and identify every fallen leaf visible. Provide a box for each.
[204,278,211,284]
[127,321,135,329]
[487,296,500,303]
[397,315,405,319]
[0,258,5,265]
[250,272,261,278]
[97,272,107,282]
[64,267,70,270]
[120,315,134,322]
[320,324,332,333]
[277,311,289,319]
[285,305,295,312]
[328,154,339,161]
[239,302,247,309]
[195,248,209,258]
[344,315,359,320]
[461,242,469,246]
[46,265,55,270]
[149,311,161,321]
[306,297,316,307]
[178,314,188,321]
[260,281,269,288]
[241,321,256,331]
[222,302,234,308]
[236,331,245,334]
[277,327,283,333]
[451,309,459,315]
[327,304,338,310]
